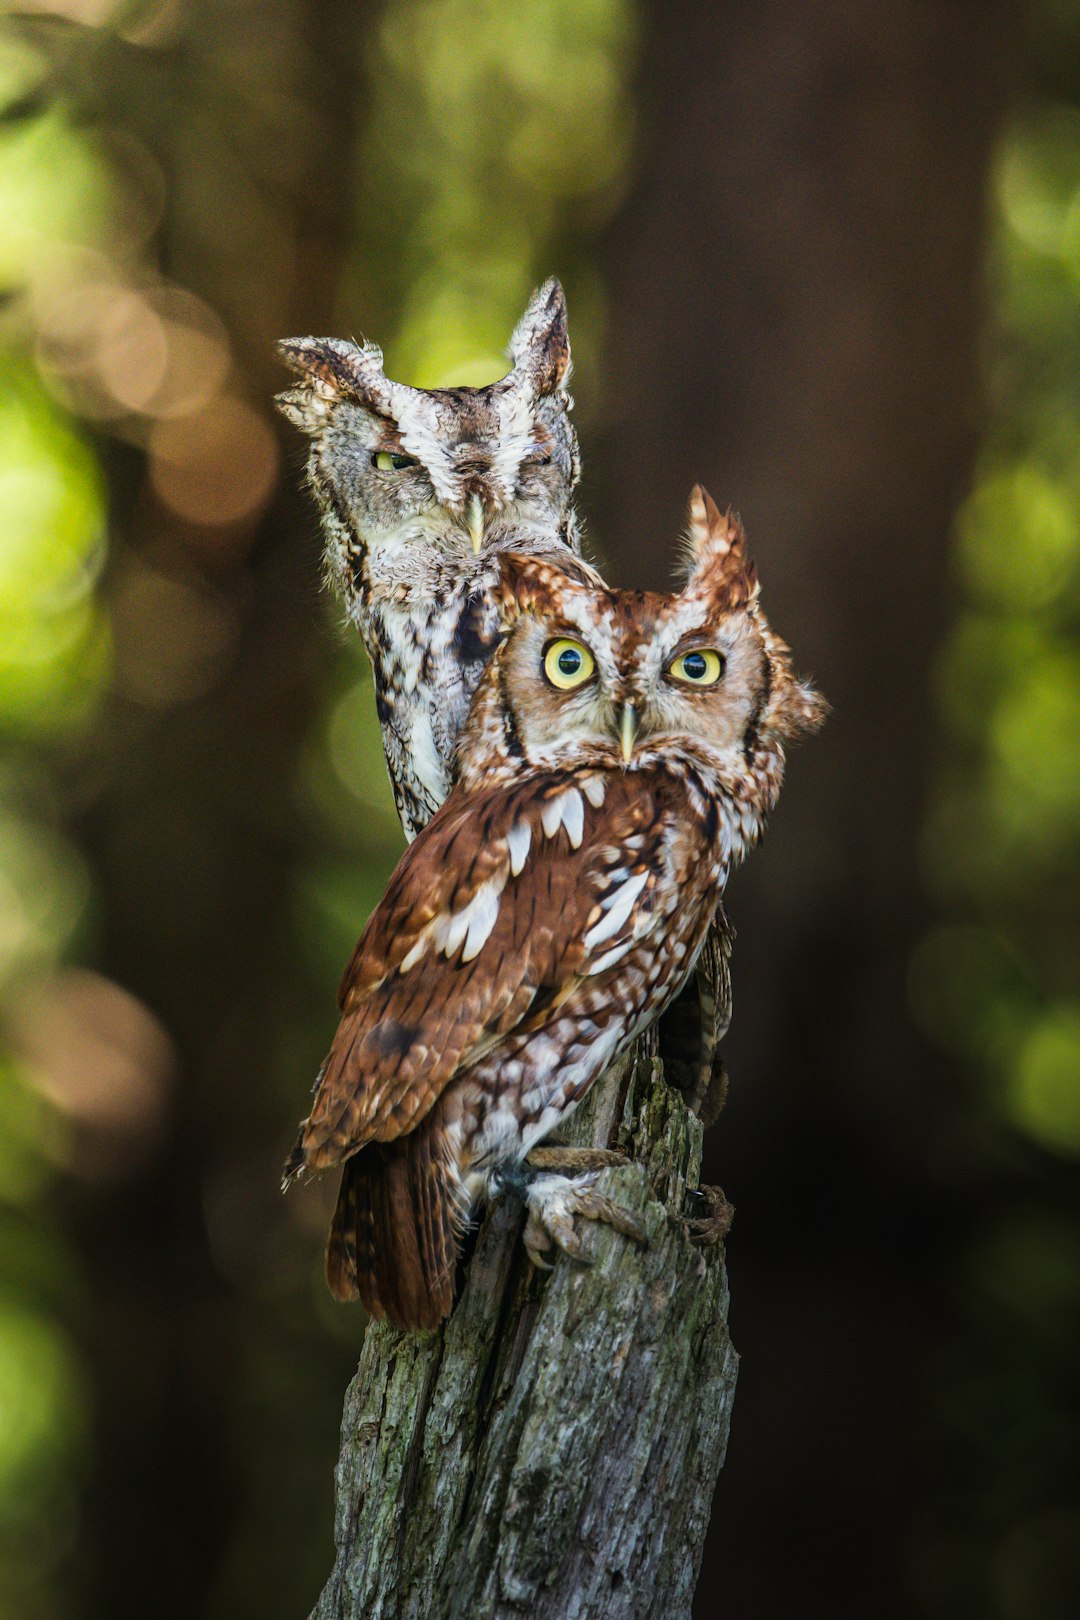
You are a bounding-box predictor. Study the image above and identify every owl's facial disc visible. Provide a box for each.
[494,578,780,776]
[279,331,581,595]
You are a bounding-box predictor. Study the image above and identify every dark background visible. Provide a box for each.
[1,2,1078,1618]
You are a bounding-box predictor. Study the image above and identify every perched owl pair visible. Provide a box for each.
[277,283,824,1330]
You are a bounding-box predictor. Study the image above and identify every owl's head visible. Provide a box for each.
[276,281,579,587]
[461,486,825,830]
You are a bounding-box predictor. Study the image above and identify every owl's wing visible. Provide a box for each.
[288,772,671,1176]
[691,907,735,1127]
[657,903,733,1122]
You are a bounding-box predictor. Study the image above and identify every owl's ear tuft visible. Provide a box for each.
[277,335,386,391]
[491,553,572,630]
[765,675,829,742]
[684,484,746,571]
[758,618,829,743]
[681,485,755,607]
[275,337,392,431]
[509,279,571,397]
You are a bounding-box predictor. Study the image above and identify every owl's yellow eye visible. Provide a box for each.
[543,638,596,691]
[669,648,725,686]
[373,450,417,472]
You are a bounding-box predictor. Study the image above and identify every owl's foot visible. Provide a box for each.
[679,1184,734,1246]
[521,1171,648,1271]
[524,1144,628,1174]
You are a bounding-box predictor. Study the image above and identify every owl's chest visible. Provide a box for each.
[364,576,500,701]
[360,576,502,834]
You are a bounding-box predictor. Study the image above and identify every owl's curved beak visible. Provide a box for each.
[618,703,640,764]
[466,493,485,554]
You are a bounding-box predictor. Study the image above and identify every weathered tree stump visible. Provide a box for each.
[311,1048,737,1620]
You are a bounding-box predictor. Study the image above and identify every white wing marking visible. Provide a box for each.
[461,880,503,962]
[541,796,563,839]
[506,820,532,876]
[539,788,585,848]
[560,789,584,849]
[587,939,634,976]
[429,875,509,963]
[583,870,649,950]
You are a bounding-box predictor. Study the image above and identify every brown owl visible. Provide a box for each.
[284,488,825,1331]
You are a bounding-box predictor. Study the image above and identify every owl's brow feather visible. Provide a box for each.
[663,624,731,663]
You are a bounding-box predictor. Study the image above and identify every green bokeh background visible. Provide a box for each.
[0,3,1077,1618]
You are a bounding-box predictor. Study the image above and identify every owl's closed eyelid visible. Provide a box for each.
[514,456,555,495]
[371,450,419,473]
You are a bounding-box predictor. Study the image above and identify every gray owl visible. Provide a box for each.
[276,282,729,1122]
[276,281,601,838]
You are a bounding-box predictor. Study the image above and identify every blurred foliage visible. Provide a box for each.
[911,33,1080,1618]
[0,21,115,1615]
[350,0,635,391]
[918,104,1080,1147]
[0,363,109,737]
[1,2,1078,1619]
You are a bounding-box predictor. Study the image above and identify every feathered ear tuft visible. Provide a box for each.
[275,337,394,433]
[681,485,756,607]
[277,335,388,394]
[758,620,829,743]
[509,279,571,397]
[491,553,576,630]
[680,486,828,742]
[765,676,829,742]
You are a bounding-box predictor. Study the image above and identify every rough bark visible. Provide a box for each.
[311,1048,737,1620]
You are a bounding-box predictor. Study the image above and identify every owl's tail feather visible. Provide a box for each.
[325,1120,461,1332]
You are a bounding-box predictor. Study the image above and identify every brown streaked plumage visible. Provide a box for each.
[284,487,825,1330]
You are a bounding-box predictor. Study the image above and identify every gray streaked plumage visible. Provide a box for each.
[276,280,600,835]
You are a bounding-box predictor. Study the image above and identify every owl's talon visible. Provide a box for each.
[522,1170,647,1271]
[678,1184,733,1246]
[524,1145,628,1174]
[524,1242,556,1272]
[588,1192,649,1247]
